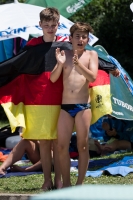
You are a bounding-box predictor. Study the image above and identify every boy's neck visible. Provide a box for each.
[73,49,85,56]
[43,35,56,42]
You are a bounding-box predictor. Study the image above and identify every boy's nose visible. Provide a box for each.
[79,36,83,41]
[48,26,53,30]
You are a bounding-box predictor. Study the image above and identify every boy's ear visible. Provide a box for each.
[87,37,89,43]
[39,21,42,27]
[69,35,72,43]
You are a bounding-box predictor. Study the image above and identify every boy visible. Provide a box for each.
[50,22,98,187]
[0,139,42,175]
[26,7,69,191]
[95,115,133,155]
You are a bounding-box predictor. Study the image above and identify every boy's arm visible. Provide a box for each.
[102,122,110,132]
[50,48,66,83]
[50,63,63,83]
[74,50,98,82]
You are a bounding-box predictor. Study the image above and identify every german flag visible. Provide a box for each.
[89,69,112,124]
[0,42,114,139]
[0,42,72,139]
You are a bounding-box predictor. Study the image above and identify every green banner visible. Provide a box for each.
[92,46,133,121]
[85,44,111,62]
[25,0,92,18]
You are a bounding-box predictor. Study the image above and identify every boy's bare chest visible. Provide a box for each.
[64,54,89,72]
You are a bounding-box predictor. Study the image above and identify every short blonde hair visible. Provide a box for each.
[70,22,93,36]
[40,7,60,22]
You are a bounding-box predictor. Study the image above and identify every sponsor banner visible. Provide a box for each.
[111,74,133,120]
[26,0,92,18]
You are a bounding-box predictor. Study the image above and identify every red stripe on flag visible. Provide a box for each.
[0,70,109,105]
[89,70,110,88]
[0,72,63,105]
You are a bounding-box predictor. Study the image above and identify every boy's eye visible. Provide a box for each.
[43,25,56,28]
[82,36,87,39]
[75,35,87,39]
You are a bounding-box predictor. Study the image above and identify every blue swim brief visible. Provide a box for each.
[61,103,91,118]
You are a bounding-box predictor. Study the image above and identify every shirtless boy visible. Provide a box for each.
[0,139,41,175]
[50,22,98,187]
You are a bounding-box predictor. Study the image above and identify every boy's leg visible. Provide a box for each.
[57,110,74,188]
[75,109,91,185]
[95,140,132,155]
[39,140,53,190]
[116,140,132,150]
[0,139,40,175]
[52,139,63,189]
[25,140,40,163]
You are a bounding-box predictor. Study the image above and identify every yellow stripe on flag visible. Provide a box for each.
[1,102,26,132]
[2,102,60,139]
[90,85,112,124]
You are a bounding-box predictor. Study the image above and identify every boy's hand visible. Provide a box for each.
[109,68,120,77]
[55,48,66,65]
[73,50,79,66]
[106,128,117,137]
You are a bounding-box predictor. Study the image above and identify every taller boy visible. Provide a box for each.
[50,22,98,187]
[26,8,68,190]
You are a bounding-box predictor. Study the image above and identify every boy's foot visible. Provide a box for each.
[41,180,54,191]
[10,165,25,172]
[54,180,63,189]
[0,168,6,175]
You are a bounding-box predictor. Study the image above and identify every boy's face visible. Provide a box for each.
[69,30,89,50]
[39,20,59,38]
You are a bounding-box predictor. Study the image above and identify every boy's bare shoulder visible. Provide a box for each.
[86,49,98,56]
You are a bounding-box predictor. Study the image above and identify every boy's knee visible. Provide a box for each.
[21,139,30,146]
[77,143,88,152]
[57,144,66,153]
[52,139,58,146]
